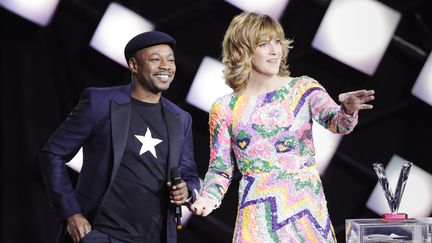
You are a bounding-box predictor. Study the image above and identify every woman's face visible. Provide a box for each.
[251,37,282,77]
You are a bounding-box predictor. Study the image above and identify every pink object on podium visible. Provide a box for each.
[382,213,408,220]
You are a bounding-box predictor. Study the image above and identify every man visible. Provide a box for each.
[39,31,200,243]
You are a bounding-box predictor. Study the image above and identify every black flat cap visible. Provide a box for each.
[124,31,176,62]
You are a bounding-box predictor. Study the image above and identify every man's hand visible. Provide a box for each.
[167,180,189,205]
[66,213,91,243]
[338,89,375,115]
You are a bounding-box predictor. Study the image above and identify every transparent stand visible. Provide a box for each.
[346,218,432,243]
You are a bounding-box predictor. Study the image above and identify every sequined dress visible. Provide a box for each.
[200,76,359,243]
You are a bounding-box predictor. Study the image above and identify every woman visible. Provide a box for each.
[190,12,374,242]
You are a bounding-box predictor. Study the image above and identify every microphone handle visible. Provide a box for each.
[171,168,183,230]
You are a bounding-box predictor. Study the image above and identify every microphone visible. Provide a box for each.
[170,167,183,230]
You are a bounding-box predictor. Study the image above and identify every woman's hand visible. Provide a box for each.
[339,89,375,115]
[188,189,216,217]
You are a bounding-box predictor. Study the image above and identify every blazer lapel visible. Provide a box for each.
[162,101,182,180]
[110,100,130,184]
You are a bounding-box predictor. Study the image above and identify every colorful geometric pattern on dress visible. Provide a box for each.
[201,76,358,242]
[237,174,334,242]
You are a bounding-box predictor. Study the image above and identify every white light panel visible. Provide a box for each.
[0,0,59,26]
[186,57,232,112]
[367,155,432,218]
[313,121,342,175]
[411,52,432,106]
[225,0,290,20]
[90,2,154,67]
[312,0,401,75]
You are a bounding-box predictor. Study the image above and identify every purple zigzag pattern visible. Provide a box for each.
[240,176,332,238]
[293,87,322,116]
[263,91,276,105]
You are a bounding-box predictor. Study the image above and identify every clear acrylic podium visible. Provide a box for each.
[346,218,432,243]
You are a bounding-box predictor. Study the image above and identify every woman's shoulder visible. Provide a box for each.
[209,93,236,115]
[292,75,325,90]
[293,75,319,84]
[214,92,236,105]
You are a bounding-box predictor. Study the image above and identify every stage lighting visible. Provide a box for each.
[313,122,342,175]
[186,56,232,112]
[366,155,432,218]
[66,147,83,172]
[312,0,401,75]
[0,0,59,26]
[411,53,432,106]
[225,0,290,20]
[90,2,154,67]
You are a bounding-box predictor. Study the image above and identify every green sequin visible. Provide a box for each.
[243,158,274,172]
[237,130,251,140]
[229,95,239,110]
[292,222,307,243]
[253,124,286,138]
[299,139,313,156]
[265,203,280,242]
[211,156,230,170]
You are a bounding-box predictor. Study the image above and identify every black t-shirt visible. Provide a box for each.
[94,98,169,243]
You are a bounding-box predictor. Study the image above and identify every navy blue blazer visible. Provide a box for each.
[39,84,200,242]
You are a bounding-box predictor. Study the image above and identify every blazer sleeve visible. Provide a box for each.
[39,88,96,221]
[179,112,201,202]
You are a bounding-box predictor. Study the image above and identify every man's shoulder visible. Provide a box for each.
[81,84,131,102]
[161,97,190,117]
[83,84,130,95]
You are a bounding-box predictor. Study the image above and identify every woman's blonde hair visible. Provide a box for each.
[222,12,293,92]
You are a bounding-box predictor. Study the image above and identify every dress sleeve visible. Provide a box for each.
[200,100,235,208]
[306,77,359,134]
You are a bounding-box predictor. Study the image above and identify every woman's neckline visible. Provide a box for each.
[233,76,299,98]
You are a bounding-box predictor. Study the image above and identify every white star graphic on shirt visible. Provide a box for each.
[134,128,162,158]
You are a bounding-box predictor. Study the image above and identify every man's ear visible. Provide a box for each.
[128,57,138,73]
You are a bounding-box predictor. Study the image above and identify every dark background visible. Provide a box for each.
[1,0,432,242]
